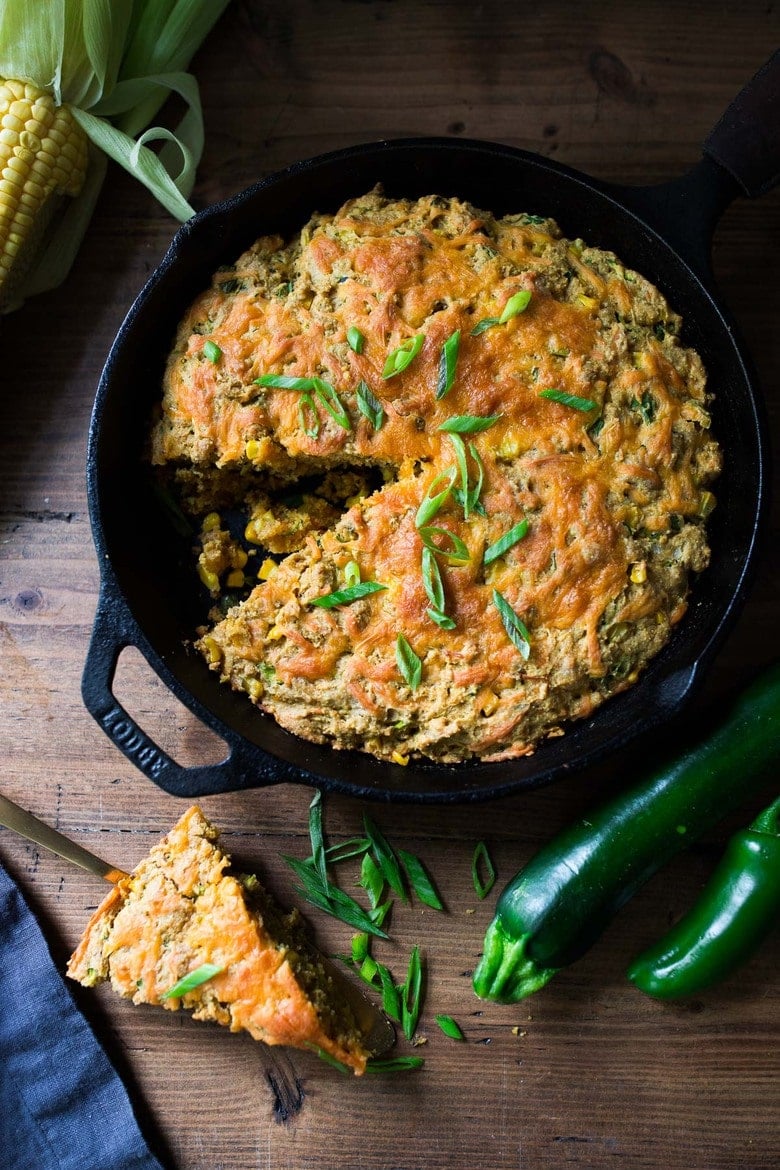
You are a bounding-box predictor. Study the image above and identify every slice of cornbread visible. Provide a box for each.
[67,806,374,1074]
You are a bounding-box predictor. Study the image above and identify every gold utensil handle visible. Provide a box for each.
[0,793,128,883]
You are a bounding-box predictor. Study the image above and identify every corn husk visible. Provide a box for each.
[0,0,230,309]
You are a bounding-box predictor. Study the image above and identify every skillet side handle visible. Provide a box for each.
[81,593,268,797]
[703,49,780,198]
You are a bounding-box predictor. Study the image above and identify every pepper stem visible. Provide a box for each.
[472,917,559,1002]
[750,794,780,837]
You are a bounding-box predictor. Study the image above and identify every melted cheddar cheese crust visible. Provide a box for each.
[151,190,720,764]
[67,806,372,1073]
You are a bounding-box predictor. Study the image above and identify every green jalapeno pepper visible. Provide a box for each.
[626,795,780,998]
[473,663,780,1004]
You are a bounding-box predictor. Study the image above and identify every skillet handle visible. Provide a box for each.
[702,49,780,198]
[81,587,273,797]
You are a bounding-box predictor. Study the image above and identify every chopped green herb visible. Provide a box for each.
[359,954,379,985]
[298,393,320,438]
[308,790,328,891]
[355,379,385,430]
[312,377,351,430]
[498,289,532,323]
[492,589,532,659]
[351,931,370,964]
[538,388,596,412]
[438,414,501,434]
[435,1014,465,1040]
[447,432,470,518]
[472,841,496,899]
[366,1056,425,1073]
[307,1045,353,1074]
[344,560,361,588]
[359,850,385,909]
[203,339,222,363]
[587,415,605,439]
[483,519,529,567]
[364,815,409,903]
[255,373,317,391]
[398,849,444,910]
[436,329,461,399]
[310,580,387,608]
[418,525,470,564]
[160,962,223,1000]
[284,855,388,938]
[415,466,457,528]
[421,545,445,612]
[426,607,457,630]
[402,945,423,1040]
[470,316,500,336]
[347,326,365,354]
[376,962,402,1022]
[396,633,422,691]
[382,334,424,378]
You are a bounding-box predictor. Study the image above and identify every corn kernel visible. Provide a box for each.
[232,548,248,569]
[201,636,223,666]
[245,678,264,701]
[245,439,261,461]
[630,561,647,584]
[198,564,220,593]
[225,570,245,588]
[201,511,221,532]
[577,294,598,310]
[267,624,284,640]
[480,690,500,716]
[391,751,409,766]
[497,433,521,460]
[258,558,277,580]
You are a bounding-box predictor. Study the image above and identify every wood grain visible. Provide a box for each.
[1,3,778,1168]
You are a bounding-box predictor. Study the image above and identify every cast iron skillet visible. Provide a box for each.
[82,53,779,803]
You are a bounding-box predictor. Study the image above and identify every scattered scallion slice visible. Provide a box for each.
[359,851,385,909]
[398,849,444,910]
[435,1014,465,1040]
[298,393,320,438]
[344,560,361,588]
[365,1056,424,1073]
[203,339,222,363]
[364,815,409,903]
[498,288,532,323]
[255,373,317,391]
[436,329,461,399]
[312,377,351,430]
[382,334,424,378]
[356,379,385,430]
[426,607,456,630]
[160,962,223,1000]
[396,633,422,691]
[283,855,388,938]
[538,388,596,412]
[421,545,445,612]
[415,466,457,528]
[483,519,529,567]
[377,962,403,1022]
[418,525,470,564]
[472,841,496,899]
[401,945,423,1040]
[447,432,471,518]
[307,1045,353,1074]
[492,588,532,659]
[438,414,501,434]
[308,789,328,890]
[310,580,387,608]
[351,932,370,964]
[470,316,500,336]
[347,326,365,354]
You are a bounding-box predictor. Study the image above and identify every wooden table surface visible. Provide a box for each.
[1,3,778,1168]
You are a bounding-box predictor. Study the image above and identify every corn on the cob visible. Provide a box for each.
[0,77,88,309]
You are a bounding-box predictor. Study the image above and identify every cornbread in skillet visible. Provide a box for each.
[150,189,721,764]
[66,806,372,1074]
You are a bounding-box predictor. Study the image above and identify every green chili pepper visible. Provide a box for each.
[626,794,780,999]
[472,663,780,1003]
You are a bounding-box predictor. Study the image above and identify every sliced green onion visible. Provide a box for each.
[160,962,223,1000]
[453,441,485,517]
[436,329,461,399]
[447,432,470,518]
[472,841,496,899]
[498,289,532,323]
[421,545,445,612]
[538,388,596,412]
[398,849,444,911]
[347,326,365,354]
[364,815,408,903]
[483,519,529,567]
[310,581,387,608]
[366,1056,425,1073]
[382,334,424,378]
[284,855,388,938]
[203,339,222,363]
[376,962,402,1022]
[492,588,532,659]
[359,850,385,909]
[306,1045,353,1074]
[308,790,328,890]
[470,316,500,336]
[438,414,501,434]
[255,373,317,390]
[435,1014,465,1040]
[298,393,320,438]
[401,945,423,1040]
[396,633,422,691]
[344,561,361,588]
[312,377,351,430]
[359,954,380,985]
[415,466,457,528]
[351,931,370,964]
[426,607,457,630]
[356,379,385,430]
[418,525,470,564]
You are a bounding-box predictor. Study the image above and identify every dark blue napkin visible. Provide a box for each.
[0,861,166,1170]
